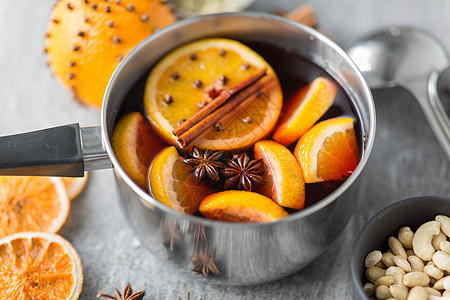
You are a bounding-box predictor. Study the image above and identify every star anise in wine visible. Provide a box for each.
[96,283,145,300]
[223,153,266,191]
[183,147,226,184]
[191,246,219,277]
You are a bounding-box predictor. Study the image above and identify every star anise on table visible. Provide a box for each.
[192,245,220,277]
[183,147,226,184]
[96,283,145,300]
[223,153,266,191]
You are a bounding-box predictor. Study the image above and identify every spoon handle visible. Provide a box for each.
[405,73,450,161]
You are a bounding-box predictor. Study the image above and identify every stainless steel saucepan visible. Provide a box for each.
[0,13,375,285]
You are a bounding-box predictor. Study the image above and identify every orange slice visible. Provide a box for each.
[273,77,337,146]
[46,0,175,108]
[61,172,89,201]
[0,232,83,299]
[294,117,360,183]
[254,140,305,210]
[144,38,283,150]
[112,112,166,190]
[148,146,213,214]
[199,190,288,222]
[0,177,70,239]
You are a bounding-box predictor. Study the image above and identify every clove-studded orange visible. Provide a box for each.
[45,0,176,108]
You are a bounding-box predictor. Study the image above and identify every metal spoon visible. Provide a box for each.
[347,27,450,160]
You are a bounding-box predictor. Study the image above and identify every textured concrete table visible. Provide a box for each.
[0,0,449,299]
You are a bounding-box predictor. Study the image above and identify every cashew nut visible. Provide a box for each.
[433,231,448,251]
[364,282,374,296]
[366,266,387,283]
[424,261,444,280]
[386,266,406,285]
[407,286,428,300]
[412,221,441,261]
[443,276,450,290]
[408,255,424,272]
[374,275,394,291]
[436,215,450,238]
[393,255,412,272]
[399,226,414,249]
[383,252,396,267]
[376,285,392,300]
[441,241,450,255]
[403,271,430,287]
[389,236,408,259]
[389,284,408,300]
[433,251,450,272]
[424,287,441,296]
[366,250,383,268]
[433,275,450,290]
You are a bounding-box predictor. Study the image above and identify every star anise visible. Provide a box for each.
[223,153,266,191]
[96,283,145,300]
[191,246,220,277]
[183,147,226,184]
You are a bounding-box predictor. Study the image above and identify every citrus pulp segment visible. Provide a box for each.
[0,177,69,239]
[148,146,213,214]
[0,232,83,300]
[273,76,337,146]
[112,112,167,190]
[294,117,360,183]
[254,140,305,210]
[199,190,288,222]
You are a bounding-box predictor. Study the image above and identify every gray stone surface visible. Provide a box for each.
[0,0,449,299]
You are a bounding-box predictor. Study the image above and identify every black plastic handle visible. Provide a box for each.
[0,124,84,177]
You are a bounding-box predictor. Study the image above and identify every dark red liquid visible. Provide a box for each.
[115,39,364,211]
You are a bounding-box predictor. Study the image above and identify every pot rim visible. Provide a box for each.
[101,11,376,229]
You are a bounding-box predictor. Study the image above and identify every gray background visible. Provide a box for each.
[0,0,449,299]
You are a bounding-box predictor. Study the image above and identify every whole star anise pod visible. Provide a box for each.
[183,147,226,184]
[223,153,266,191]
[191,246,220,277]
[96,283,145,300]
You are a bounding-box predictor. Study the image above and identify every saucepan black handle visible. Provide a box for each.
[0,124,111,177]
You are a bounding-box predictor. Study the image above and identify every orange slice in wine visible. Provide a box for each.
[294,117,360,183]
[273,77,337,146]
[254,140,305,210]
[199,190,288,222]
[143,38,283,151]
[148,146,213,214]
[0,232,83,299]
[112,112,166,189]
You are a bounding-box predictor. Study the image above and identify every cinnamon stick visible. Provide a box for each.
[284,4,318,29]
[172,67,267,137]
[177,75,275,147]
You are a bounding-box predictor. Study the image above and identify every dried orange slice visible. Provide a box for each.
[0,177,69,239]
[112,112,166,189]
[273,77,337,146]
[46,0,176,108]
[199,190,288,222]
[61,172,89,201]
[254,140,305,210]
[294,117,360,183]
[144,38,283,150]
[0,232,83,299]
[148,146,213,214]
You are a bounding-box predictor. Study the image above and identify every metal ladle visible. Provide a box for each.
[347,27,450,160]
